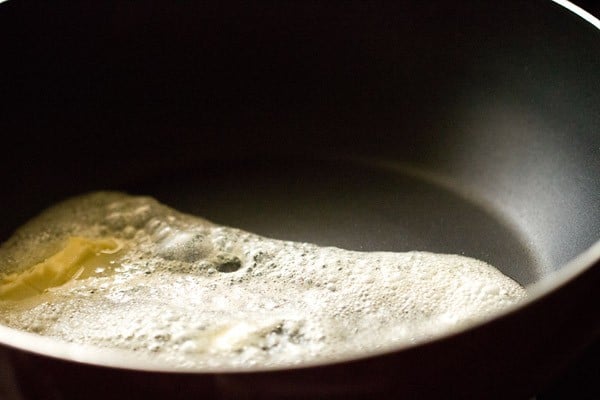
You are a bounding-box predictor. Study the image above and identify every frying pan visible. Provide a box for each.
[0,0,598,398]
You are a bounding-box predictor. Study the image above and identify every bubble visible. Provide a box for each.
[158,231,212,263]
[214,254,242,273]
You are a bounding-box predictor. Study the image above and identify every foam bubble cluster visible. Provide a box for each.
[0,192,526,368]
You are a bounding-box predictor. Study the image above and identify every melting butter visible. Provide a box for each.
[0,192,527,368]
[0,237,121,301]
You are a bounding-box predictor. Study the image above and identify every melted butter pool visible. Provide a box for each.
[0,237,122,301]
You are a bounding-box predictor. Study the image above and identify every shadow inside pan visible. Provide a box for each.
[130,158,539,286]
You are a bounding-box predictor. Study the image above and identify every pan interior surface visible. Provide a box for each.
[130,158,539,286]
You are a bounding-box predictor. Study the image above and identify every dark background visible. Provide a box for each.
[574,0,600,16]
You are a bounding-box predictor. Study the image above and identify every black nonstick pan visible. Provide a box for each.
[0,1,598,399]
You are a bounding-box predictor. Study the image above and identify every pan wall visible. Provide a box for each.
[0,0,598,275]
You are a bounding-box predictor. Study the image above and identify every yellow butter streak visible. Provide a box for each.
[0,237,121,301]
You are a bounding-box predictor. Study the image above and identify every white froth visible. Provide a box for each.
[0,192,526,368]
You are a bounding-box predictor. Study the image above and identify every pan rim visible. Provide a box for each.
[552,0,600,29]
